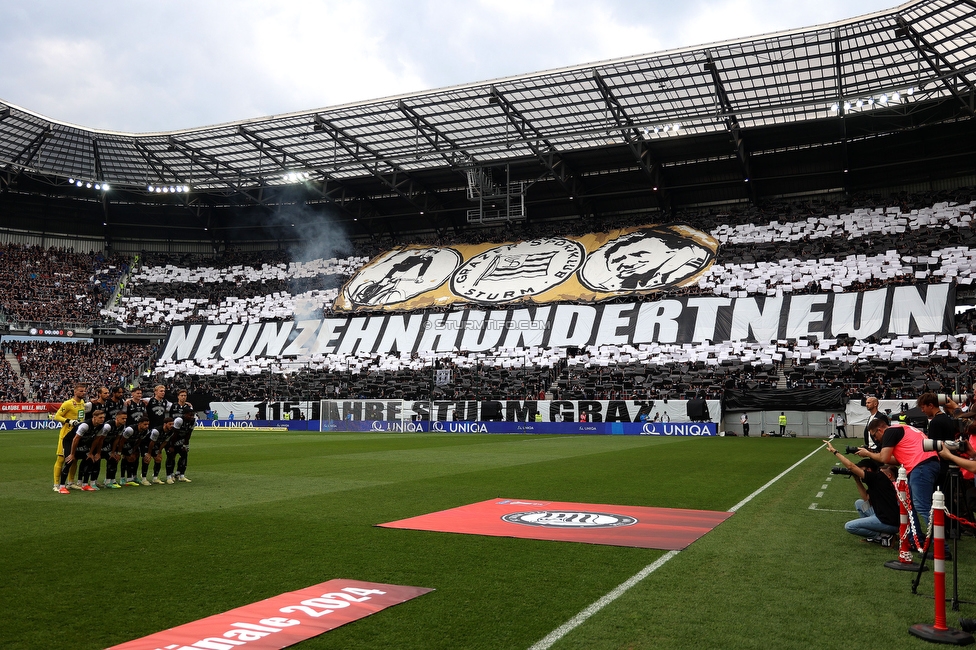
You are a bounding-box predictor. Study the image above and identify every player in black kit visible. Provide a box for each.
[143,385,170,485]
[57,410,109,494]
[123,388,148,485]
[118,416,150,486]
[167,389,195,483]
[97,411,130,489]
[146,417,178,483]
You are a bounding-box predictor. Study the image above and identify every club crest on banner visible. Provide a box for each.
[451,237,585,304]
[501,510,638,528]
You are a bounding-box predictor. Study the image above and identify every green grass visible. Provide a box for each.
[2,429,974,649]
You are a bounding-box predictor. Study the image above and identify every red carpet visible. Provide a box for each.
[378,498,732,550]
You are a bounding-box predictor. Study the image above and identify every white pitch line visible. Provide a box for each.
[816,491,825,498]
[528,443,827,650]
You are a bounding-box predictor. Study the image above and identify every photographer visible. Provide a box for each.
[935,421,976,518]
[825,439,899,544]
[860,419,940,548]
[918,393,960,442]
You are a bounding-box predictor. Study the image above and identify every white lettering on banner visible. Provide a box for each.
[370,421,425,432]
[786,294,829,339]
[459,310,504,351]
[252,322,293,357]
[889,284,951,335]
[430,422,489,433]
[831,288,887,339]
[313,318,346,355]
[195,324,229,361]
[375,314,423,354]
[687,297,731,342]
[306,400,721,424]
[0,421,61,430]
[106,581,429,650]
[730,296,782,342]
[161,286,953,362]
[160,323,203,362]
[221,323,262,360]
[419,312,463,352]
[595,304,635,346]
[503,307,551,348]
[633,300,682,343]
[335,317,382,355]
[282,320,322,357]
[548,305,597,347]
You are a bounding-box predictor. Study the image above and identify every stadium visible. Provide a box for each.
[3,0,976,647]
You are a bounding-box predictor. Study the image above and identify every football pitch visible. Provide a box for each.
[3,429,974,649]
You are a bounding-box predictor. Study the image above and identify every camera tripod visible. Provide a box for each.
[911,464,974,610]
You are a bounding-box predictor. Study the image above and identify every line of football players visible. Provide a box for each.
[53,384,196,493]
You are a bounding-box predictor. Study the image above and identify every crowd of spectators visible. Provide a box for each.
[0,356,27,402]
[0,244,128,326]
[5,340,157,402]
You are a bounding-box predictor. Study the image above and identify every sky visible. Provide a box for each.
[0,0,901,133]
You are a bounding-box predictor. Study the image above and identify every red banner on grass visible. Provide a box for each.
[379,498,733,550]
[107,579,433,650]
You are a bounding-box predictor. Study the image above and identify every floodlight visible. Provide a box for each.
[102,183,109,191]
[95,184,101,190]
[892,91,900,101]
[162,187,169,193]
[830,104,839,112]
[86,182,92,188]
[76,181,83,187]
[856,100,863,108]
[880,94,888,104]
[68,178,74,184]
[148,185,155,192]
[907,87,915,95]
[673,123,681,131]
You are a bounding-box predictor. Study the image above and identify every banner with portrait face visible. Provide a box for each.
[335,224,718,311]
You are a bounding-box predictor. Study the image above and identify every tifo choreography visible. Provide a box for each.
[53,383,196,493]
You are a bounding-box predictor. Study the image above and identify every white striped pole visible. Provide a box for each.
[885,467,924,572]
[909,490,972,644]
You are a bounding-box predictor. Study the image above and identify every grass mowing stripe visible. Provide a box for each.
[528,441,828,650]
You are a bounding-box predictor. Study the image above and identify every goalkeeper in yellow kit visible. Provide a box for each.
[52,383,87,491]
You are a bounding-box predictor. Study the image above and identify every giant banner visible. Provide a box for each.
[160,285,953,362]
[335,224,719,311]
[316,399,719,424]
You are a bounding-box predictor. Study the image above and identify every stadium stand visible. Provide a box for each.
[6,340,158,402]
[0,244,128,327]
[2,190,975,405]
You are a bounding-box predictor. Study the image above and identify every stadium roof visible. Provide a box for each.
[1,0,975,242]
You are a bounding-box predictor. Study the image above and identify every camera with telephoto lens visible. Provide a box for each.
[938,393,969,406]
[830,467,854,476]
[921,438,966,453]
[845,446,863,455]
